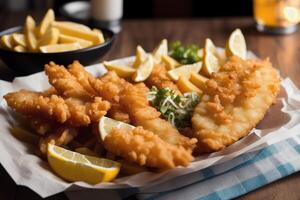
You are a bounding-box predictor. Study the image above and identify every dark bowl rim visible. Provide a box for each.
[0,25,115,55]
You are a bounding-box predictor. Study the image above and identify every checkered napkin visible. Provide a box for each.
[66,136,300,200]
[136,136,300,200]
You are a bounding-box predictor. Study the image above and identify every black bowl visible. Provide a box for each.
[0,26,115,75]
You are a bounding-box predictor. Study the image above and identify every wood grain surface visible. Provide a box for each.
[0,12,300,199]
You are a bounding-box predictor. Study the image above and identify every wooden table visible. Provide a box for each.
[1,13,300,199]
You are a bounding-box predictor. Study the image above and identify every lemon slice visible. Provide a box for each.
[37,9,55,37]
[59,34,93,48]
[161,55,180,70]
[167,61,202,81]
[132,55,154,82]
[40,42,81,53]
[133,45,147,68]
[152,39,168,64]
[99,116,135,141]
[12,33,26,47]
[226,29,247,59]
[201,38,220,76]
[38,28,60,47]
[177,75,202,94]
[103,61,136,78]
[47,144,120,184]
[0,35,14,50]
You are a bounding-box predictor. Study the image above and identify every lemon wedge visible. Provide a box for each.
[189,72,208,90]
[103,61,136,78]
[37,9,55,37]
[0,35,14,50]
[167,61,202,81]
[226,29,247,59]
[99,116,135,141]
[152,39,168,64]
[47,144,120,184]
[12,33,26,47]
[201,38,220,76]
[133,45,147,68]
[75,147,97,156]
[177,75,202,94]
[38,28,60,47]
[161,55,180,70]
[40,42,81,53]
[132,54,154,82]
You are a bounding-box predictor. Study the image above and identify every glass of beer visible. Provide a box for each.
[253,0,300,34]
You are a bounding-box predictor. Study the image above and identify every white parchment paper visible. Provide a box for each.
[1,55,300,198]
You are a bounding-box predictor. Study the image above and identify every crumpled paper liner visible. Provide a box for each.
[0,55,300,198]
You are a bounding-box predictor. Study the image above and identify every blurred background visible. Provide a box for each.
[0,0,253,18]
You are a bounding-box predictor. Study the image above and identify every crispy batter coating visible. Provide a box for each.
[119,84,197,151]
[146,64,181,94]
[192,56,280,153]
[103,127,194,169]
[45,62,92,100]
[4,90,110,126]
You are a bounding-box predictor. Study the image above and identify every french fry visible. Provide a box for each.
[53,22,102,44]
[161,55,180,70]
[39,42,81,53]
[24,15,38,51]
[38,28,59,47]
[10,126,40,145]
[59,34,93,48]
[0,35,14,50]
[37,9,55,37]
[52,21,91,31]
[14,45,26,52]
[12,33,26,47]
[93,28,105,44]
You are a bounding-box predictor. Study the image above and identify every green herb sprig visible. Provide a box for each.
[169,41,202,64]
[147,87,200,128]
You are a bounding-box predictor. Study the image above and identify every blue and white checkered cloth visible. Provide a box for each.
[66,135,300,200]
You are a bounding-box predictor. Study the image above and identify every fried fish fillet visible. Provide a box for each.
[119,84,197,151]
[4,90,110,126]
[192,56,280,153]
[146,64,181,94]
[103,127,194,169]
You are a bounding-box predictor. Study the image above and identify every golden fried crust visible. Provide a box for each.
[119,84,197,151]
[192,56,280,153]
[146,64,181,94]
[103,127,194,169]
[4,90,110,126]
[45,62,92,100]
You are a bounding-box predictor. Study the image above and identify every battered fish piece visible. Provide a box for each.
[103,127,194,169]
[45,62,92,100]
[4,90,110,126]
[146,64,181,94]
[119,84,197,151]
[192,56,280,153]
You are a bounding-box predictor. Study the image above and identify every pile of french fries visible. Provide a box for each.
[0,9,105,53]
